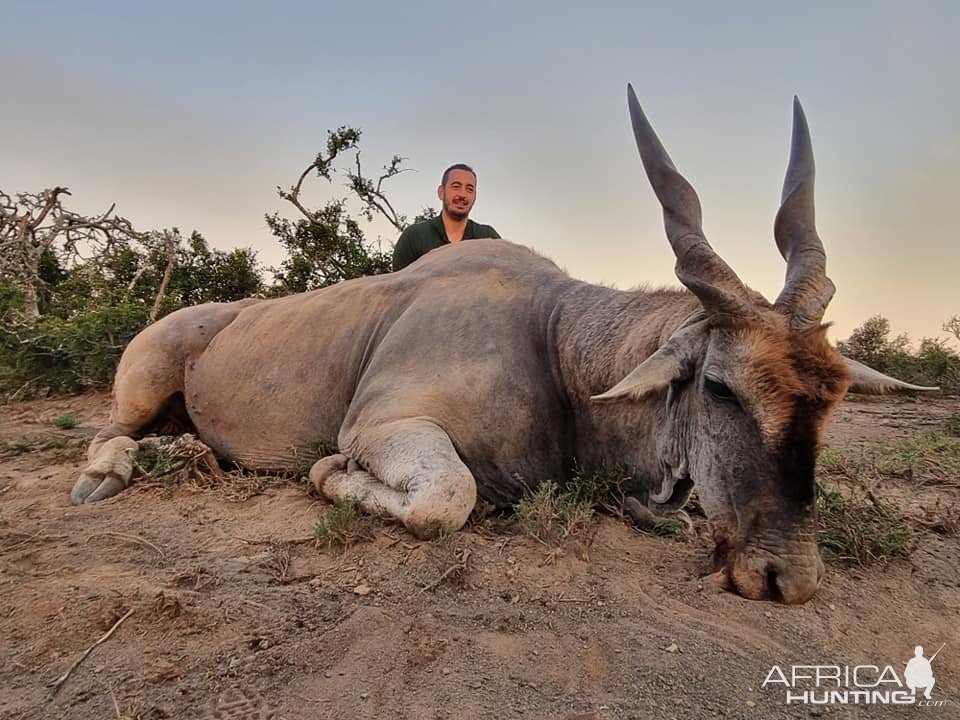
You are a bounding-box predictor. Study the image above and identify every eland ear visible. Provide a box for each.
[843,356,939,394]
[592,318,707,401]
[591,346,687,401]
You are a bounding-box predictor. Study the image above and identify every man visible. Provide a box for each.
[904,645,938,700]
[392,163,501,271]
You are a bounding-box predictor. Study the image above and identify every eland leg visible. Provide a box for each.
[310,419,477,539]
[72,300,256,504]
[72,356,184,504]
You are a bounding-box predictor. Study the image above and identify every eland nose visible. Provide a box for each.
[767,557,821,605]
[730,544,823,604]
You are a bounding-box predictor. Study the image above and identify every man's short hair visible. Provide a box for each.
[441,163,476,187]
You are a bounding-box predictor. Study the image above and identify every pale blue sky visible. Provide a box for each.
[3,1,957,341]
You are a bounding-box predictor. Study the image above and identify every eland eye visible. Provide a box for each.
[704,376,738,403]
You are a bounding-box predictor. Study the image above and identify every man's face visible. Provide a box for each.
[438,169,476,221]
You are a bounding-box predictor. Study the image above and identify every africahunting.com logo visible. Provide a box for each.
[762,643,948,707]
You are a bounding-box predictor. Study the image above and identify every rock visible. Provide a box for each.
[663,642,679,653]
[353,584,371,596]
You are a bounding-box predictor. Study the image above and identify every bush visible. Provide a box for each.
[0,302,149,395]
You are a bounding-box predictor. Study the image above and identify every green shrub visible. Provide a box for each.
[51,413,79,429]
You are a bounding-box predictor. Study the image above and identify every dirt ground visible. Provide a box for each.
[1,393,958,720]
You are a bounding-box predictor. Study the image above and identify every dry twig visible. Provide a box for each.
[47,607,135,695]
[148,229,177,322]
[419,549,471,594]
[85,532,165,560]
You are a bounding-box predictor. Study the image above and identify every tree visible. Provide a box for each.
[836,315,909,373]
[838,316,960,393]
[944,316,960,346]
[1,222,263,396]
[268,127,410,293]
[0,188,144,321]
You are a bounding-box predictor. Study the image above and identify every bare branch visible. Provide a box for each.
[0,187,147,321]
[149,230,178,322]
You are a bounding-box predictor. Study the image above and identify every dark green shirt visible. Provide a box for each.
[392,215,501,271]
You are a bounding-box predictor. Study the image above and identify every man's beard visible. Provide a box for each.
[445,201,470,221]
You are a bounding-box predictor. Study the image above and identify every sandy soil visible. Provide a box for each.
[1,393,958,720]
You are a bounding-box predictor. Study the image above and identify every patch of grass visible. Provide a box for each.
[873,432,960,487]
[309,438,339,458]
[514,480,595,546]
[0,434,84,458]
[7,438,38,454]
[945,414,960,437]
[51,413,79,430]
[820,432,960,488]
[313,498,377,549]
[816,480,912,565]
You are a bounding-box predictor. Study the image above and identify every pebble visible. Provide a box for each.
[663,642,679,653]
[353,584,371,596]
[746,700,756,707]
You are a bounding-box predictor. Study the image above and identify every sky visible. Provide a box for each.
[3,1,957,343]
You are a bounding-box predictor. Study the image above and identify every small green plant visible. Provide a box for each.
[650,516,689,537]
[286,438,340,483]
[313,499,377,549]
[133,444,178,476]
[818,446,842,469]
[431,525,459,552]
[51,413,79,429]
[816,480,912,565]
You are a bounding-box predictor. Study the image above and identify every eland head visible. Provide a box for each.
[593,86,934,603]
